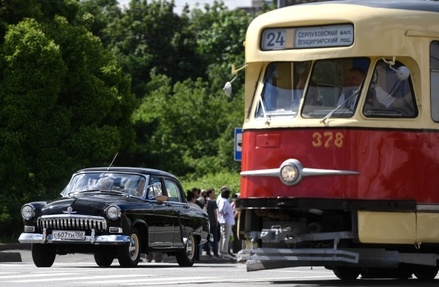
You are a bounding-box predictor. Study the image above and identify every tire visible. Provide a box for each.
[31,244,56,267]
[332,266,361,280]
[414,265,438,281]
[94,248,114,267]
[176,234,197,267]
[361,266,412,279]
[396,264,413,280]
[117,228,141,267]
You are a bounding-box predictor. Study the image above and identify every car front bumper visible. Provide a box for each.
[18,233,131,245]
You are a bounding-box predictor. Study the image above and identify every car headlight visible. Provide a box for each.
[105,205,121,220]
[21,204,35,220]
[279,159,303,186]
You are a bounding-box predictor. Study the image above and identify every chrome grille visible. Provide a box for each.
[38,215,107,231]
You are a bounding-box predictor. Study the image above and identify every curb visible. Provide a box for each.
[0,252,22,262]
[0,243,30,251]
[0,243,29,263]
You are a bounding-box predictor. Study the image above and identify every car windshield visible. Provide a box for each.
[61,172,149,198]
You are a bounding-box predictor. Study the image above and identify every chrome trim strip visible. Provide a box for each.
[240,158,359,184]
[240,168,279,177]
[417,205,439,211]
[241,167,358,177]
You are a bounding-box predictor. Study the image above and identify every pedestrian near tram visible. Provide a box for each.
[203,188,219,257]
[217,186,235,259]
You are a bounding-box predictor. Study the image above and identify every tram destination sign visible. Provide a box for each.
[261,24,354,50]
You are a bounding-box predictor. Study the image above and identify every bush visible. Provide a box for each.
[181,171,240,197]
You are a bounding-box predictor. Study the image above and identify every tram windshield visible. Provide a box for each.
[256,57,418,119]
[256,61,311,117]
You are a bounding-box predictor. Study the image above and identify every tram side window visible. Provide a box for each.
[363,60,417,118]
[431,41,439,122]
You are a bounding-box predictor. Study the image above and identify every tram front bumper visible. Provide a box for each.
[238,247,439,272]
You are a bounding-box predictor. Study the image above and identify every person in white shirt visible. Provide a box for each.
[216,186,235,259]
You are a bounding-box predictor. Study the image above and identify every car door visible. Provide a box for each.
[163,178,186,248]
[147,177,174,248]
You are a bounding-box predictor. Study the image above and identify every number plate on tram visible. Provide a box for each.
[52,230,86,240]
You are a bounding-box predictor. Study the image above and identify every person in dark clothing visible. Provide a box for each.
[203,188,219,257]
[191,187,204,209]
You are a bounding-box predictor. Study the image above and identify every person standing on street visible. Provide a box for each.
[191,187,204,209]
[204,188,219,257]
[217,186,235,259]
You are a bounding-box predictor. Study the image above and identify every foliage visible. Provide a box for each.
[0,0,79,43]
[76,0,121,46]
[0,4,135,235]
[132,72,239,177]
[102,0,205,97]
[181,170,241,197]
[0,0,272,238]
[123,1,255,180]
[191,2,250,64]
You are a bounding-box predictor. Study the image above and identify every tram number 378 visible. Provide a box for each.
[312,132,344,148]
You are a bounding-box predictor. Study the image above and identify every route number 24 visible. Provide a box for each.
[312,132,344,148]
[262,29,286,50]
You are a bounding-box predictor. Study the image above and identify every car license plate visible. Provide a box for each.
[52,230,86,240]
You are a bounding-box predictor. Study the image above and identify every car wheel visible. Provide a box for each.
[176,234,197,267]
[31,244,56,267]
[94,248,114,267]
[396,264,413,279]
[117,228,141,268]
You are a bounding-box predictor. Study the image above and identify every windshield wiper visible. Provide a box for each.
[257,91,271,125]
[320,89,359,124]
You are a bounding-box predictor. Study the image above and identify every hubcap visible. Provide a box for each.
[129,233,139,260]
[186,236,194,258]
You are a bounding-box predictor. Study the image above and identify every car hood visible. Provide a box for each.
[41,194,142,217]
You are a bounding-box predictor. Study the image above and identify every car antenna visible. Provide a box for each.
[108,153,118,170]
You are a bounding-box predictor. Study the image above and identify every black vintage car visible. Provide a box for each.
[18,167,211,268]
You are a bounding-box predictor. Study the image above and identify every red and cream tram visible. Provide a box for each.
[235,0,439,280]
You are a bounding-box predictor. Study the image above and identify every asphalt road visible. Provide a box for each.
[2,247,439,287]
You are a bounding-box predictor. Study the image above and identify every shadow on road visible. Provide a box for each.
[268,278,439,287]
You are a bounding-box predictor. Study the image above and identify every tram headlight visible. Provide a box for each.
[279,159,303,186]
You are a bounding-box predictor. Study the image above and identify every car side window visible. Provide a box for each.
[164,179,182,202]
[148,177,164,200]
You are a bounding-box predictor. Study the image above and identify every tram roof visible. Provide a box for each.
[245,0,439,62]
[314,0,439,13]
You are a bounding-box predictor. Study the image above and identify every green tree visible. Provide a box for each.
[0,0,79,44]
[76,0,122,46]
[132,72,239,178]
[127,2,256,179]
[104,0,205,97]
[0,13,135,236]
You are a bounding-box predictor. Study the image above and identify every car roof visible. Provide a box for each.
[75,167,179,180]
